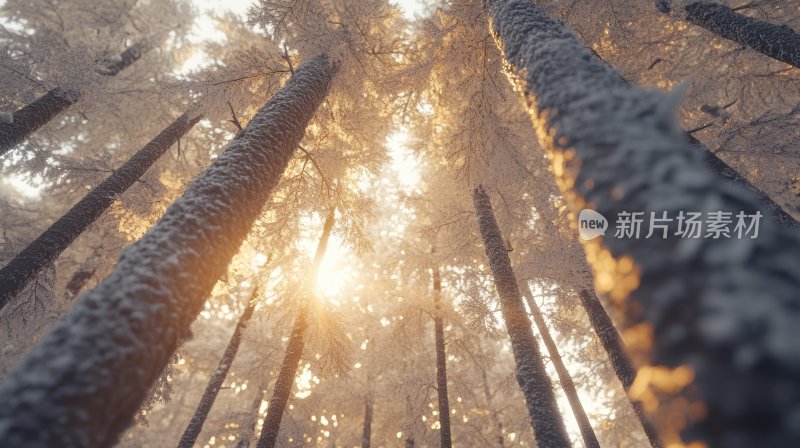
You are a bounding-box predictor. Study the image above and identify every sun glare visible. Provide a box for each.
[296,214,354,302]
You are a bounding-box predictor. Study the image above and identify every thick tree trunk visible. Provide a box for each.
[0,54,338,447]
[486,1,800,445]
[432,268,452,448]
[521,285,600,448]
[0,44,147,155]
[361,395,373,448]
[257,209,335,448]
[577,290,662,447]
[0,112,201,310]
[472,185,570,448]
[658,1,800,69]
[177,290,258,448]
[256,310,308,448]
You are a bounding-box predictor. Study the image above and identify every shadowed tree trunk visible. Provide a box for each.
[257,209,335,448]
[521,284,600,448]
[237,380,268,448]
[432,268,452,448]
[361,394,373,448]
[577,290,662,447]
[486,1,800,445]
[472,185,571,448]
[657,1,800,68]
[0,111,201,310]
[0,44,147,155]
[177,288,258,448]
[0,54,338,447]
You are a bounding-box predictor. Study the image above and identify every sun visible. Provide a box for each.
[296,213,355,302]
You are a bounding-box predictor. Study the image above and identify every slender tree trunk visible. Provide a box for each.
[0,111,201,310]
[521,284,600,448]
[0,44,147,155]
[237,380,268,448]
[657,1,800,68]
[361,394,373,448]
[177,289,258,448]
[0,54,338,447]
[486,1,800,445]
[256,310,308,448]
[257,209,336,448]
[432,268,452,448]
[472,185,570,448]
[577,290,661,448]
[404,394,416,448]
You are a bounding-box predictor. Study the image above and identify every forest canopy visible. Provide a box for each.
[0,0,799,447]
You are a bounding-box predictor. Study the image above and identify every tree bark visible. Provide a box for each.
[661,1,800,69]
[472,185,571,448]
[0,44,147,155]
[256,209,335,448]
[177,289,258,448]
[256,310,308,448]
[361,395,373,448]
[521,285,600,448]
[577,290,662,448]
[432,268,452,448]
[0,111,201,310]
[0,54,338,447]
[486,1,800,445]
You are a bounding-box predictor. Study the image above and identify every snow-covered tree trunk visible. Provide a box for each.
[472,185,571,448]
[177,290,258,448]
[521,285,600,448]
[256,311,307,448]
[0,54,337,447]
[0,44,147,155]
[577,290,662,448]
[361,394,373,448]
[432,268,452,448]
[657,1,800,69]
[486,1,800,445]
[0,111,201,310]
[257,209,335,448]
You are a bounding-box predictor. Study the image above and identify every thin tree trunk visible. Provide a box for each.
[0,44,147,155]
[0,54,338,447]
[0,111,201,310]
[657,1,800,68]
[256,310,308,448]
[361,394,373,448]
[472,185,570,448]
[404,394,416,448]
[486,1,800,445]
[237,380,268,448]
[577,290,661,448]
[177,289,258,448]
[521,284,600,448]
[432,268,452,448]
[257,209,336,448]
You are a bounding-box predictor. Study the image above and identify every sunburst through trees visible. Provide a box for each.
[0,0,799,447]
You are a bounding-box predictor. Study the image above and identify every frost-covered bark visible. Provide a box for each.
[0,54,337,447]
[487,1,800,445]
[521,286,600,448]
[675,1,800,69]
[0,112,201,310]
[361,395,373,448]
[577,290,662,448]
[257,209,335,448]
[0,44,147,155]
[432,268,452,448]
[472,185,570,448]
[177,291,257,448]
[257,311,308,448]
